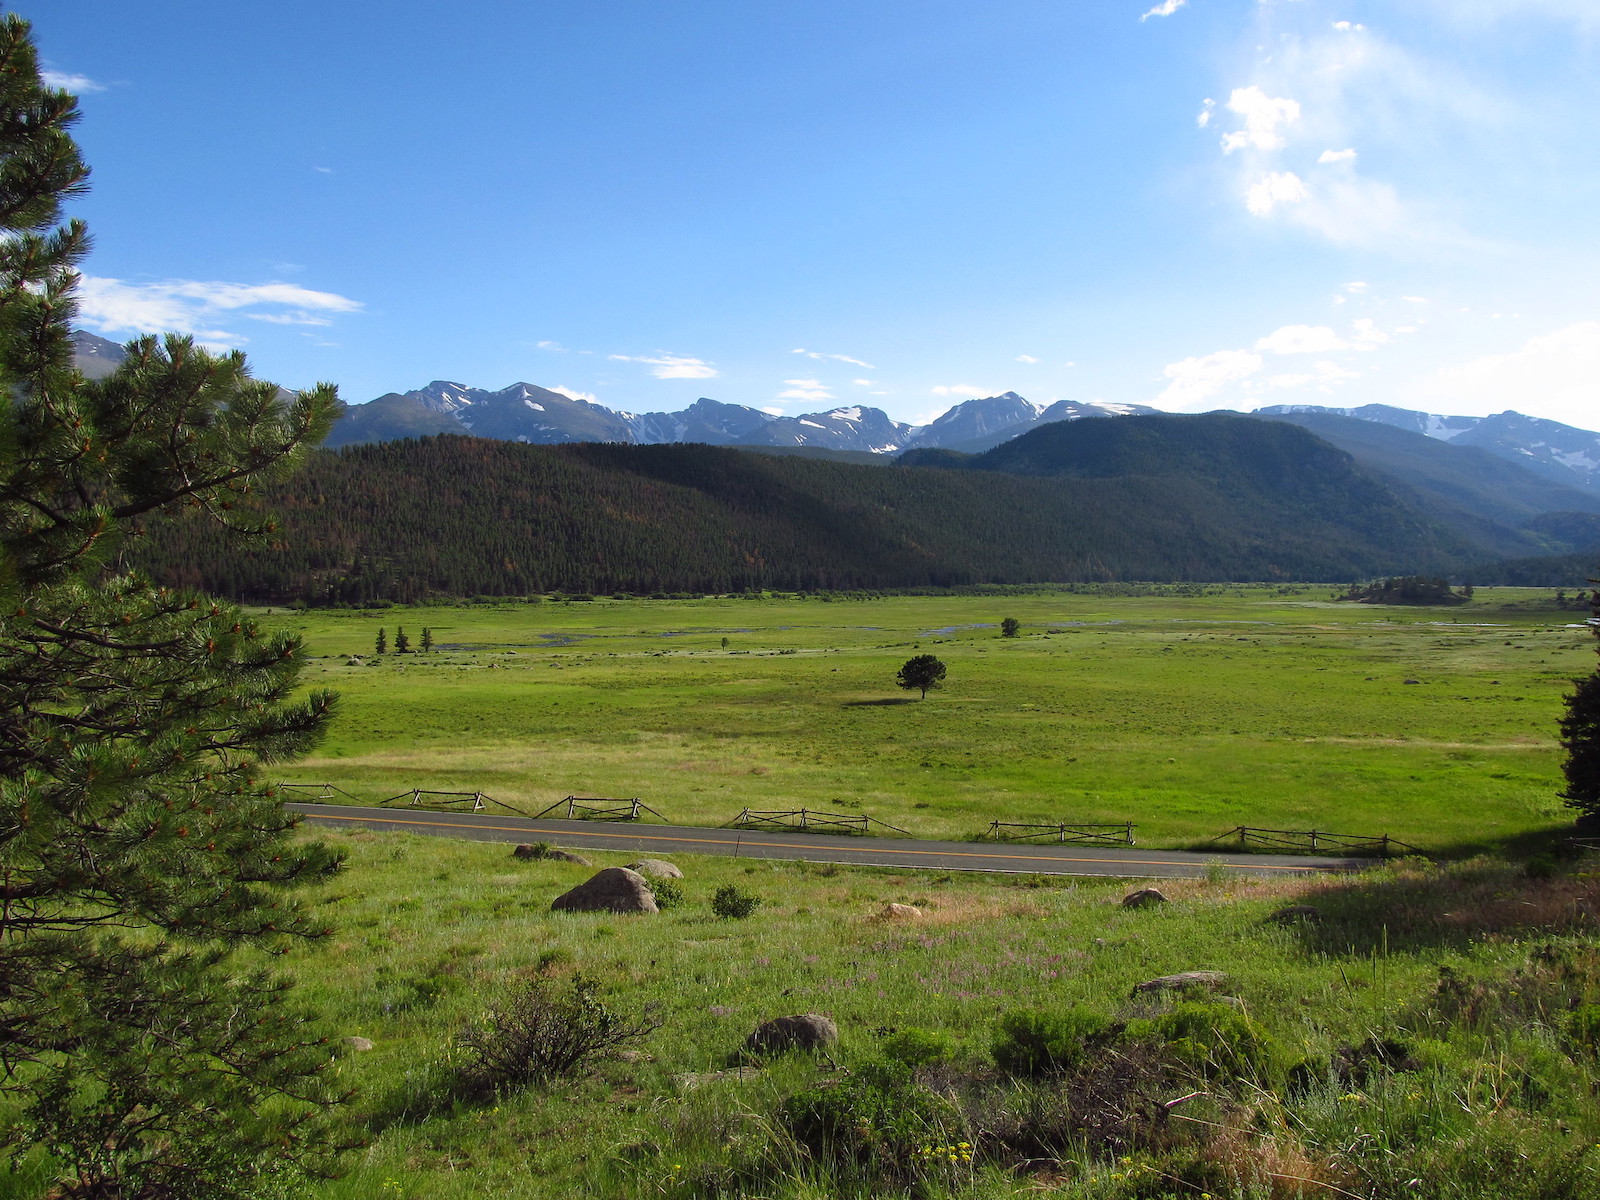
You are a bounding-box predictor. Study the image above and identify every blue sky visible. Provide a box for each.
[38,0,1600,431]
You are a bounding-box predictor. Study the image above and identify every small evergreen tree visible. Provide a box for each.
[896,654,947,699]
[1561,584,1600,825]
[420,626,433,652]
[375,626,387,655]
[394,626,410,654]
[1001,617,1020,638]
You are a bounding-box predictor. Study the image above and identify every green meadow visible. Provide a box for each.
[269,586,1593,854]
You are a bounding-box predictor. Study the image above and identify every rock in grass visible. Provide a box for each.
[1121,888,1168,909]
[1131,970,1228,996]
[551,867,658,914]
[880,902,922,919]
[342,1036,374,1052]
[745,1014,839,1055]
[1268,904,1322,924]
[512,843,591,865]
[627,858,683,879]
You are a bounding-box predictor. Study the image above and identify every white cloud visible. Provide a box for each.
[1345,282,1369,293]
[76,276,362,347]
[1245,171,1308,216]
[931,383,1001,398]
[609,353,718,380]
[1350,318,1391,347]
[760,406,785,416]
[1332,21,1367,32]
[1197,98,1215,128]
[1015,354,1040,364]
[1255,324,1349,354]
[1318,148,1357,163]
[851,378,876,387]
[41,70,104,93]
[792,347,875,368]
[1141,0,1187,20]
[1156,349,1263,408]
[1221,86,1301,154]
[536,340,565,350]
[778,378,832,402]
[1402,295,1428,303]
[1265,361,1360,392]
[1426,321,1600,425]
[312,165,334,174]
[548,385,597,403]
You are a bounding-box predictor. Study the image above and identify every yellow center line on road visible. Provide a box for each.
[296,810,1332,872]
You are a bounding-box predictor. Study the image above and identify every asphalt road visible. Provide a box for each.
[287,802,1366,879]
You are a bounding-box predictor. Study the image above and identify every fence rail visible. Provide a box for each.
[1209,826,1417,858]
[378,788,532,817]
[728,808,911,837]
[985,821,1135,846]
[529,796,667,822]
[274,781,364,803]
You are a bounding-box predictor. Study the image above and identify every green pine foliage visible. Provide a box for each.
[123,422,1487,603]
[0,18,347,1196]
[1561,586,1600,823]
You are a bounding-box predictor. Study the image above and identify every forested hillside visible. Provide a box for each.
[128,419,1509,603]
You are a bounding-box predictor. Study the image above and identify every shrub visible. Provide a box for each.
[1121,1001,1282,1084]
[650,878,684,910]
[881,1027,956,1068]
[780,1060,964,1189]
[1565,1004,1600,1057]
[711,884,761,919]
[992,1007,1111,1077]
[455,974,660,1093]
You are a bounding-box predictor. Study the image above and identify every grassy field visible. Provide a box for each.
[13,830,1595,1199]
[268,587,1594,854]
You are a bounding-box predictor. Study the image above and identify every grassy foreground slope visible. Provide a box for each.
[12,831,1594,1199]
[273,588,1590,853]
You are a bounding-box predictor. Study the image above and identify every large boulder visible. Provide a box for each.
[551,867,658,914]
[627,858,683,879]
[744,1014,839,1055]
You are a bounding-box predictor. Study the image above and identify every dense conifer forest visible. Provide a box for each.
[126,424,1496,604]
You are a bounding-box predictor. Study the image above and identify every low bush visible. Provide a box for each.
[880,1027,957,1068]
[454,974,660,1094]
[992,1006,1111,1077]
[1122,1001,1283,1084]
[711,884,761,919]
[650,878,684,909]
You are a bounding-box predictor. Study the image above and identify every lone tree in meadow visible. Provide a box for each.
[421,626,434,652]
[897,654,947,699]
[1560,583,1600,826]
[395,626,411,653]
[1001,617,1020,638]
[0,19,347,1195]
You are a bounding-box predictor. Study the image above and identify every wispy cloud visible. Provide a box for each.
[1245,171,1307,216]
[1318,148,1357,164]
[1015,354,1040,364]
[548,385,598,403]
[792,347,875,368]
[536,340,565,351]
[1140,0,1187,20]
[1426,321,1600,423]
[1255,324,1349,355]
[609,353,718,380]
[778,378,832,402]
[42,70,104,94]
[76,277,363,347]
[931,383,1001,398]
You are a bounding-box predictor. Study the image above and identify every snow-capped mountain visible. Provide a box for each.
[1255,403,1600,496]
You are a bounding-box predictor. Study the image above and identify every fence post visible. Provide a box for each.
[1238,826,1247,848]
[800,809,809,831]
[1310,830,1319,851]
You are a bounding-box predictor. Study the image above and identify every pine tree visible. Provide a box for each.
[394,626,410,654]
[375,626,387,655]
[1561,584,1600,826]
[896,654,947,699]
[420,626,433,652]
[0,18,348,1196]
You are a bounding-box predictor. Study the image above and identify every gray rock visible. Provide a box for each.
[627,858,683,879]
[1131,970,1228,996]
[744,1013,839,1055]
[343,1036,374,1051]
[551,867,658,914]
[880,903,921,919]
[1122,888,1168,908]
[512,843,591,865]
[1268,904,1322,924]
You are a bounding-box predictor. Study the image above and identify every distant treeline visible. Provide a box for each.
[123,432,1508,604]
